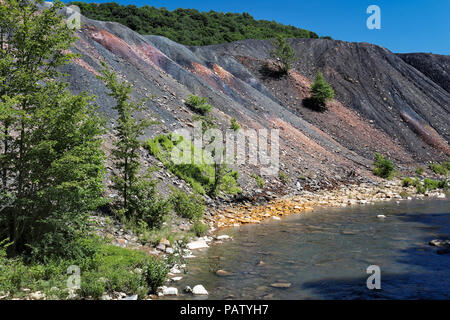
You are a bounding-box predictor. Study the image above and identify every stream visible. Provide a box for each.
[170,199,450,300]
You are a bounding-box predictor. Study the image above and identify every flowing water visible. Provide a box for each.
[171,199,450,300]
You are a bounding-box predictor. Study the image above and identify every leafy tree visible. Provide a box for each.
[373,153,395,179]
[310,71,334,110]
[97,64,153,217]
[69,2,321,46]
[270,35,296,74]
[0,0,106,258]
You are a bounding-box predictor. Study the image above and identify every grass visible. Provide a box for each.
[429,163,448,175]
[191,221,209,237]
[251,174,265,188]
[278,171,290,184]
[0,237,170,300]
[170,189,205,221]
[144,134,240,197]
[185,94,213,115]
[230,118,240,131]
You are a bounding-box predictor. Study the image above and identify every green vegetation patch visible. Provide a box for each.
[70,2,321,46]
[373,153,395,179]
[144,134,240,196]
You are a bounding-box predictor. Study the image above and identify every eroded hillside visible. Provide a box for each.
[61,9,450,199]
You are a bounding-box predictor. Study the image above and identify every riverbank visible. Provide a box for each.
[205,179,448,229]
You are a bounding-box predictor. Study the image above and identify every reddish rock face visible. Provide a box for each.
[63,13,449,196]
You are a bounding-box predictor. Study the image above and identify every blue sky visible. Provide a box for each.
[71,0,450,54]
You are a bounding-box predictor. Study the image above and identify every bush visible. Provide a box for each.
[191,221,209,237]
[373,153,395,179]
[251,174,265,188]
[230,118,240,131]
[170,189,205,220]
[309,71,334,110]
[145,134,240,197]
[429,163,448,175]
[415,166,424,175]
[185,94,213,115]
[142,258,169,293]
[402,177,415,187]
[130,176,172,229]
[270,35,296,74]
[278,171,290,184]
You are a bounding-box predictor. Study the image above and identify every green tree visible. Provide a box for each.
[373,153,395,179]
[0,0,106,258]
[98,64,171,225]
[97,63,150,218]
[270,35,296,74]
[310,71,334,110]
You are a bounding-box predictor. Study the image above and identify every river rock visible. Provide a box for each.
[184,286,192,293]
[377,215,386,219]
[160,238,171,247]
[171,276,183,282]
[270,283,291,288]
[123,294,138,300]
[216,235,231,240]
[192,285,208,295]
[429,239,450,248]
[187,240,209,250]
[215,269,231,277]
[162,287,178,296]
[30,291,45,300]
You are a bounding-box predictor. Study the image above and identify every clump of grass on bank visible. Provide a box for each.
[170,189,205,221]
[429,162,449,175]
[191,221,209,237]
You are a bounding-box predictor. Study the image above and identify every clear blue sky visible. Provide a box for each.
[72,0,450,54]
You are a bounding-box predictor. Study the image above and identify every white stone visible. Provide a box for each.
[272,216,281,220]
[170,266,182,274]
[192,285,208,295]
[171,277,183,282]
[186,240,209,250]
[165,247,174,254]
[162,287,178,296]
[377,215,386,219]
[216,235,230,240]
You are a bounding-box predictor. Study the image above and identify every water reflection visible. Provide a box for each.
[170,199,450,300]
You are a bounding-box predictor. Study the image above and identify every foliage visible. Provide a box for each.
[278,171,290,184]
[415,178,448,194]
[185,94,213,115]
[144,134,240,197]
[170,189,205,220]
[0,238,169,299]
[402,177,415,187]
[415,166,424,175]
[0,0,105,258]
[309,71,334,110]
[142,257,169,293]
[193,114,216,134]
[191,221,209,237]
[372,153,395,179]
[97,63,151,217]
[429,163,448,175]
[251,174,265,188]
[70,2,320,46]
[230,118,240,131]
[270,35,296,74]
